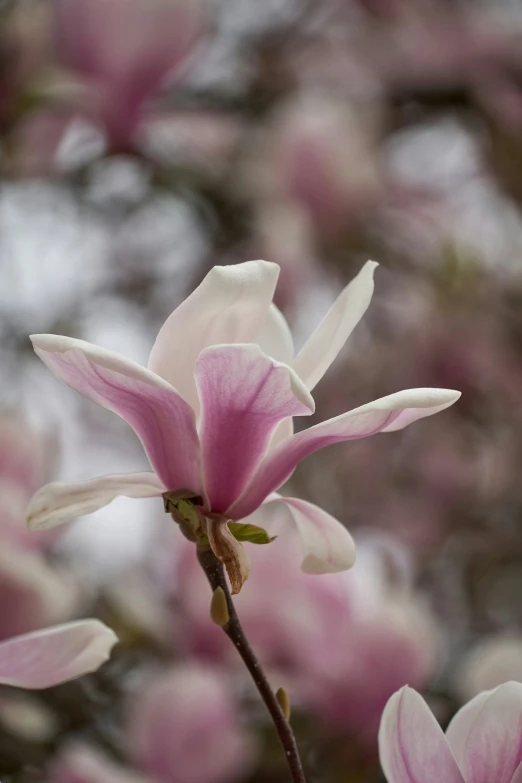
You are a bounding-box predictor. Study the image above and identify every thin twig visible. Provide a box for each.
[197,546,307,783]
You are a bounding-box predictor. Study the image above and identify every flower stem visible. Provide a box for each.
[197,546,307,783]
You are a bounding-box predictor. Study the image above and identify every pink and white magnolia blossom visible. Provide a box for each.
[26,260,460,592]
[54,0,205,149]
[379,682,522,783]
[0,619,117,689]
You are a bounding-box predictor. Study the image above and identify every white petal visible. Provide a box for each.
[379,687,464,783]
[292,260,377,390]
[446,682,522,783]
[148,260,280,410]
[255,303,294,364]
[262,495,356,574]
[26,472,165,531]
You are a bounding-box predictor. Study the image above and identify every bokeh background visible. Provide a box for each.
[2,0,522,780]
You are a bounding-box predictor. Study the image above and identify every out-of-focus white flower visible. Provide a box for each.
[457,634,522,702]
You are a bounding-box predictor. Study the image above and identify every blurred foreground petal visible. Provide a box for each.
[0,620,118,689]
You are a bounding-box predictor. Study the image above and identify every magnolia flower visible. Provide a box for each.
[0,619,117,689]
[26,260,460,592]
[379,682,522,783]
[54,0,205,149]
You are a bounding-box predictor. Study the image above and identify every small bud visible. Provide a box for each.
[210,587,230,627]
[275,686,291,721]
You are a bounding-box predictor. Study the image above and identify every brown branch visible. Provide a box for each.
[197,546,307,783]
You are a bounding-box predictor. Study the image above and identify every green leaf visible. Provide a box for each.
[228,522,276,545]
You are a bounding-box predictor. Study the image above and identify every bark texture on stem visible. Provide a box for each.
[197,546,307,783]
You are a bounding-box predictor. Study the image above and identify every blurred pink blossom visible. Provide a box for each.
[51,744,150,783]
[139,111,242,171]
[53,0,206,149]
[379,682,522,783]
[0,414,60,552]
[0,414,48,496]
[26,260,459,593]
[127,664,256,783]
[253,201,317,310]
[0,545,79,641]
[0,414,80,639]
[244,94,385,234]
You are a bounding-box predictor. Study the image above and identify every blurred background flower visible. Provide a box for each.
[2,0,522,781]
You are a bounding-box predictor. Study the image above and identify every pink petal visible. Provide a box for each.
[147,261,279,410]
[26,472,165,531]
[0,620,118,689]
[195,344,314,513]
[292,261,377,391]
[30,336,202,494]
[228,388,461,520]
[378,686,465,783]
[446,682,522,783]
[262,495,356,573]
